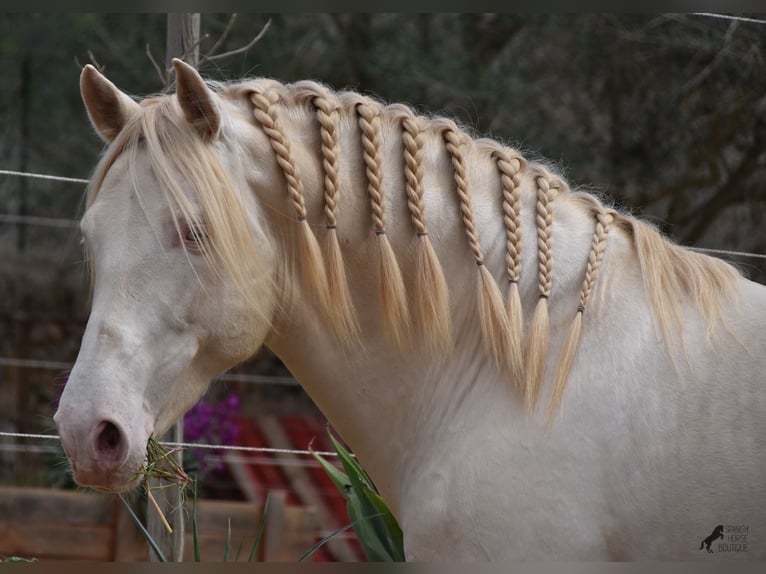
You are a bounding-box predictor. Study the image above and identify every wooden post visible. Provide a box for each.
[165,13,200,82]
[262,491,287,561]
[146,424,186,562]
[146,12,201,563]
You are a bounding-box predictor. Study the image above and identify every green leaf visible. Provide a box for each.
[223,517,232,562]
[328,432,404,561]
[344,489,394,561]
[312,446,351,492]
[296,513,383,563]
[360,489,405,561]
[297,520,357,562]
[192,479,201,562]
[246,492,271,562]
[119,494,167,562]
[311,431,405,562]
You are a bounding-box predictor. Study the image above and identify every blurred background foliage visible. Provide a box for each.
[1,12,765,485]
[1,13,765,263]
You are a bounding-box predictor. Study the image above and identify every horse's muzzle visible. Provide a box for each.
[55,413,146,492]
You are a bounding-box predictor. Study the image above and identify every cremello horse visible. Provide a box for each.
[55,59,765,560]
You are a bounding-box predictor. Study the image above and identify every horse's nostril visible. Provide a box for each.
[96,420,122,455]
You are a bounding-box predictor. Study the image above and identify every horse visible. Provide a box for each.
[700,525,725,553]
[54,59,765,560]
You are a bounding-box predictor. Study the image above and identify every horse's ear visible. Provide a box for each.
[80,65,141,143]
[172,58,221,140]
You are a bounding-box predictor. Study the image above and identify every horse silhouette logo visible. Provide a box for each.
[700,525,725,553]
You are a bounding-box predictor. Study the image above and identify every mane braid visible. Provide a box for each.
[292,82,360,345]
[547,202,614,422]
[525,171,560,412]
[387,104,452,352]
[479,139,526,385]
[352,97,411,347]
[434,119,513,370]
[248,87,333,321]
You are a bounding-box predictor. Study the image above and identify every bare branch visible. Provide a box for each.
[202,18,272,63]
[146,43,167,88]
[206,14,238,58]
[180,33,211,64]
[680,20,739,95]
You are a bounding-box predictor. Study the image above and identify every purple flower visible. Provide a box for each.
[183,391,242,477]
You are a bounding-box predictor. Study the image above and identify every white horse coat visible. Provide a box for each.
[54,60,765,560]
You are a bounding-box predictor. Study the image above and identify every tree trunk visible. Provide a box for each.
[165,13,200,83]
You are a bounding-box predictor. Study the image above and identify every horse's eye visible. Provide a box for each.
[183,225,208,247]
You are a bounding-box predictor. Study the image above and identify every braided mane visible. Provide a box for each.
[89,77,741,417]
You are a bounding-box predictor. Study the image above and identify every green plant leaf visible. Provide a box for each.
[296,513,383,563]
[328,432,404,561]
[223,517,232,562]
[343,488,394,561]
[246,492,271,562]
[311,431,405,562]
[192,479,201,562]
[119,494,167,562]
[312,446,351,492]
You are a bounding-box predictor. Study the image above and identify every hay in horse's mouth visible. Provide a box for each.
[131,436,192,534]
[138,436,191,485]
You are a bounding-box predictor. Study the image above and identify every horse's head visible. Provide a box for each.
[54,60,277,492]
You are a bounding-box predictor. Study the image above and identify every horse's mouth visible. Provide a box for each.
[70,461,144,494]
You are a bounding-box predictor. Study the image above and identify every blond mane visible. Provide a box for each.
[86,93,274,327]
[87,77,742,417]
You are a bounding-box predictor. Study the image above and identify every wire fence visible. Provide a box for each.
[3,167,766,262]
[0,357,299,387]
[0,431,339,459]
[693,12,766,26]
[0,169,89,185]
[4,45,766,472]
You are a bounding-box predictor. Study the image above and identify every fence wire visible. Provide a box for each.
[0,430,339,459]
[2,156,766,464]
[3,167,766,262]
